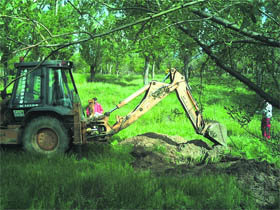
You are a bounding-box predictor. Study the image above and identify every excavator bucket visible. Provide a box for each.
[205,122,227,146]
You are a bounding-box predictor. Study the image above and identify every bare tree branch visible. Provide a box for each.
[1,15,53,37]
[1,0,206,92]
[67,0,103,26]
[1,42,74,94]
[7,37,29,47]
[258,8,280,27]
[98,1,156,13]
[209,40,270,48]
[191,8,280,48]
[8,0,206,52]
[178,25,280,109]
[12,31,94,53]
[134,21,149,43]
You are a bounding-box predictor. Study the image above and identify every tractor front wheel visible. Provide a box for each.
[22,116,70,155]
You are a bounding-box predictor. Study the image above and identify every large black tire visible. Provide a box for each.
[22,116,70,155]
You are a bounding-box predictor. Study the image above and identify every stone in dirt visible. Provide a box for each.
[120,132,280,209]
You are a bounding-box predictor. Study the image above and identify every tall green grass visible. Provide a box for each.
[0,144,256,209]
[1,72,278,209]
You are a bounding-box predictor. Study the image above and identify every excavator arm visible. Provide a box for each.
[170,69,227,146]
[87,69,227,146]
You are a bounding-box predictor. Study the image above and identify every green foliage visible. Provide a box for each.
[1,0,279,104]
[70,52,88,73]
[224,104,257,127]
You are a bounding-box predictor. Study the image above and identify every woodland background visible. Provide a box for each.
[0,0,279,109]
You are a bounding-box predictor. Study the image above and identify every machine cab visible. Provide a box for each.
[9,60,78,122]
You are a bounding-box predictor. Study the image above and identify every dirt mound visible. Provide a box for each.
[121,132,226,171]
[121,132,280,209]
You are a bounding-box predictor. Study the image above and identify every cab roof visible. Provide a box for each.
[14,60,73,69]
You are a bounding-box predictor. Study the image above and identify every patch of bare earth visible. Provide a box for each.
[120,132,280,209]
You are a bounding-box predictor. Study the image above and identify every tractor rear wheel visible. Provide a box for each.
[22,116,70,155]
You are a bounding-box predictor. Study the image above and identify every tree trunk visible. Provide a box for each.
[198,40,279,107]
[182,55,190,81]
[1,52,9,95]
[3,62,8,88]
[256,66,263,88]
[109,64,112,74]
[116,62,119,77]
[152,62,155,80]
[55,0,58,16]
[270,55,280,91]
[90,64,96,82]
[144,56,150,85]
[156,60,161,74]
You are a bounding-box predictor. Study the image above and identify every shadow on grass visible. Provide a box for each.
[68,142,134,163]
[68,143,111,158]
[204,88,262,107]
[86,74,139,87]
[0,144,23,153]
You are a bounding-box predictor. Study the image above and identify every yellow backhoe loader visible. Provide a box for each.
[0,60,226,155]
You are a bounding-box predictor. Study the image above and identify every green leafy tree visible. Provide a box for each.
[80,38,104,81]
[0,0,39,89]
[2,0,279,107]
[104,0,280,108]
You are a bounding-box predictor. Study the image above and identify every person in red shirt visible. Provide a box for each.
[86,97,104,118]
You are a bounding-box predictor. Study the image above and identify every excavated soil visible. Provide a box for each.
[120,132,280,209]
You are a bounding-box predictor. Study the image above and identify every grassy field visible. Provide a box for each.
[1,72,279,209]
[76,72,279,165]
[0,148,256,209]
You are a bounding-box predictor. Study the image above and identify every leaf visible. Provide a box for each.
[30,3,37,11]
[240,17,250,30]
[38,12,42,19]
[16,22,25,29]
[6,4,13,11]
[111,140,118,146]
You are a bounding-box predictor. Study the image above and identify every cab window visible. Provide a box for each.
[14,69,41,105]
[48,69,73,108]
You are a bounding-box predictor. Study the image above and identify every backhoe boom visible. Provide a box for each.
[87,69,227,146]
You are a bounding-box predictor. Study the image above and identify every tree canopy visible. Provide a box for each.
[0,0,279,108]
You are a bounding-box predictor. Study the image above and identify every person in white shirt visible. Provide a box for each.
[261,101,272,139]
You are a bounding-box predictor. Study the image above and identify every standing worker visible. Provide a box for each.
[261,101,272,139]
[86,97,104,118]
